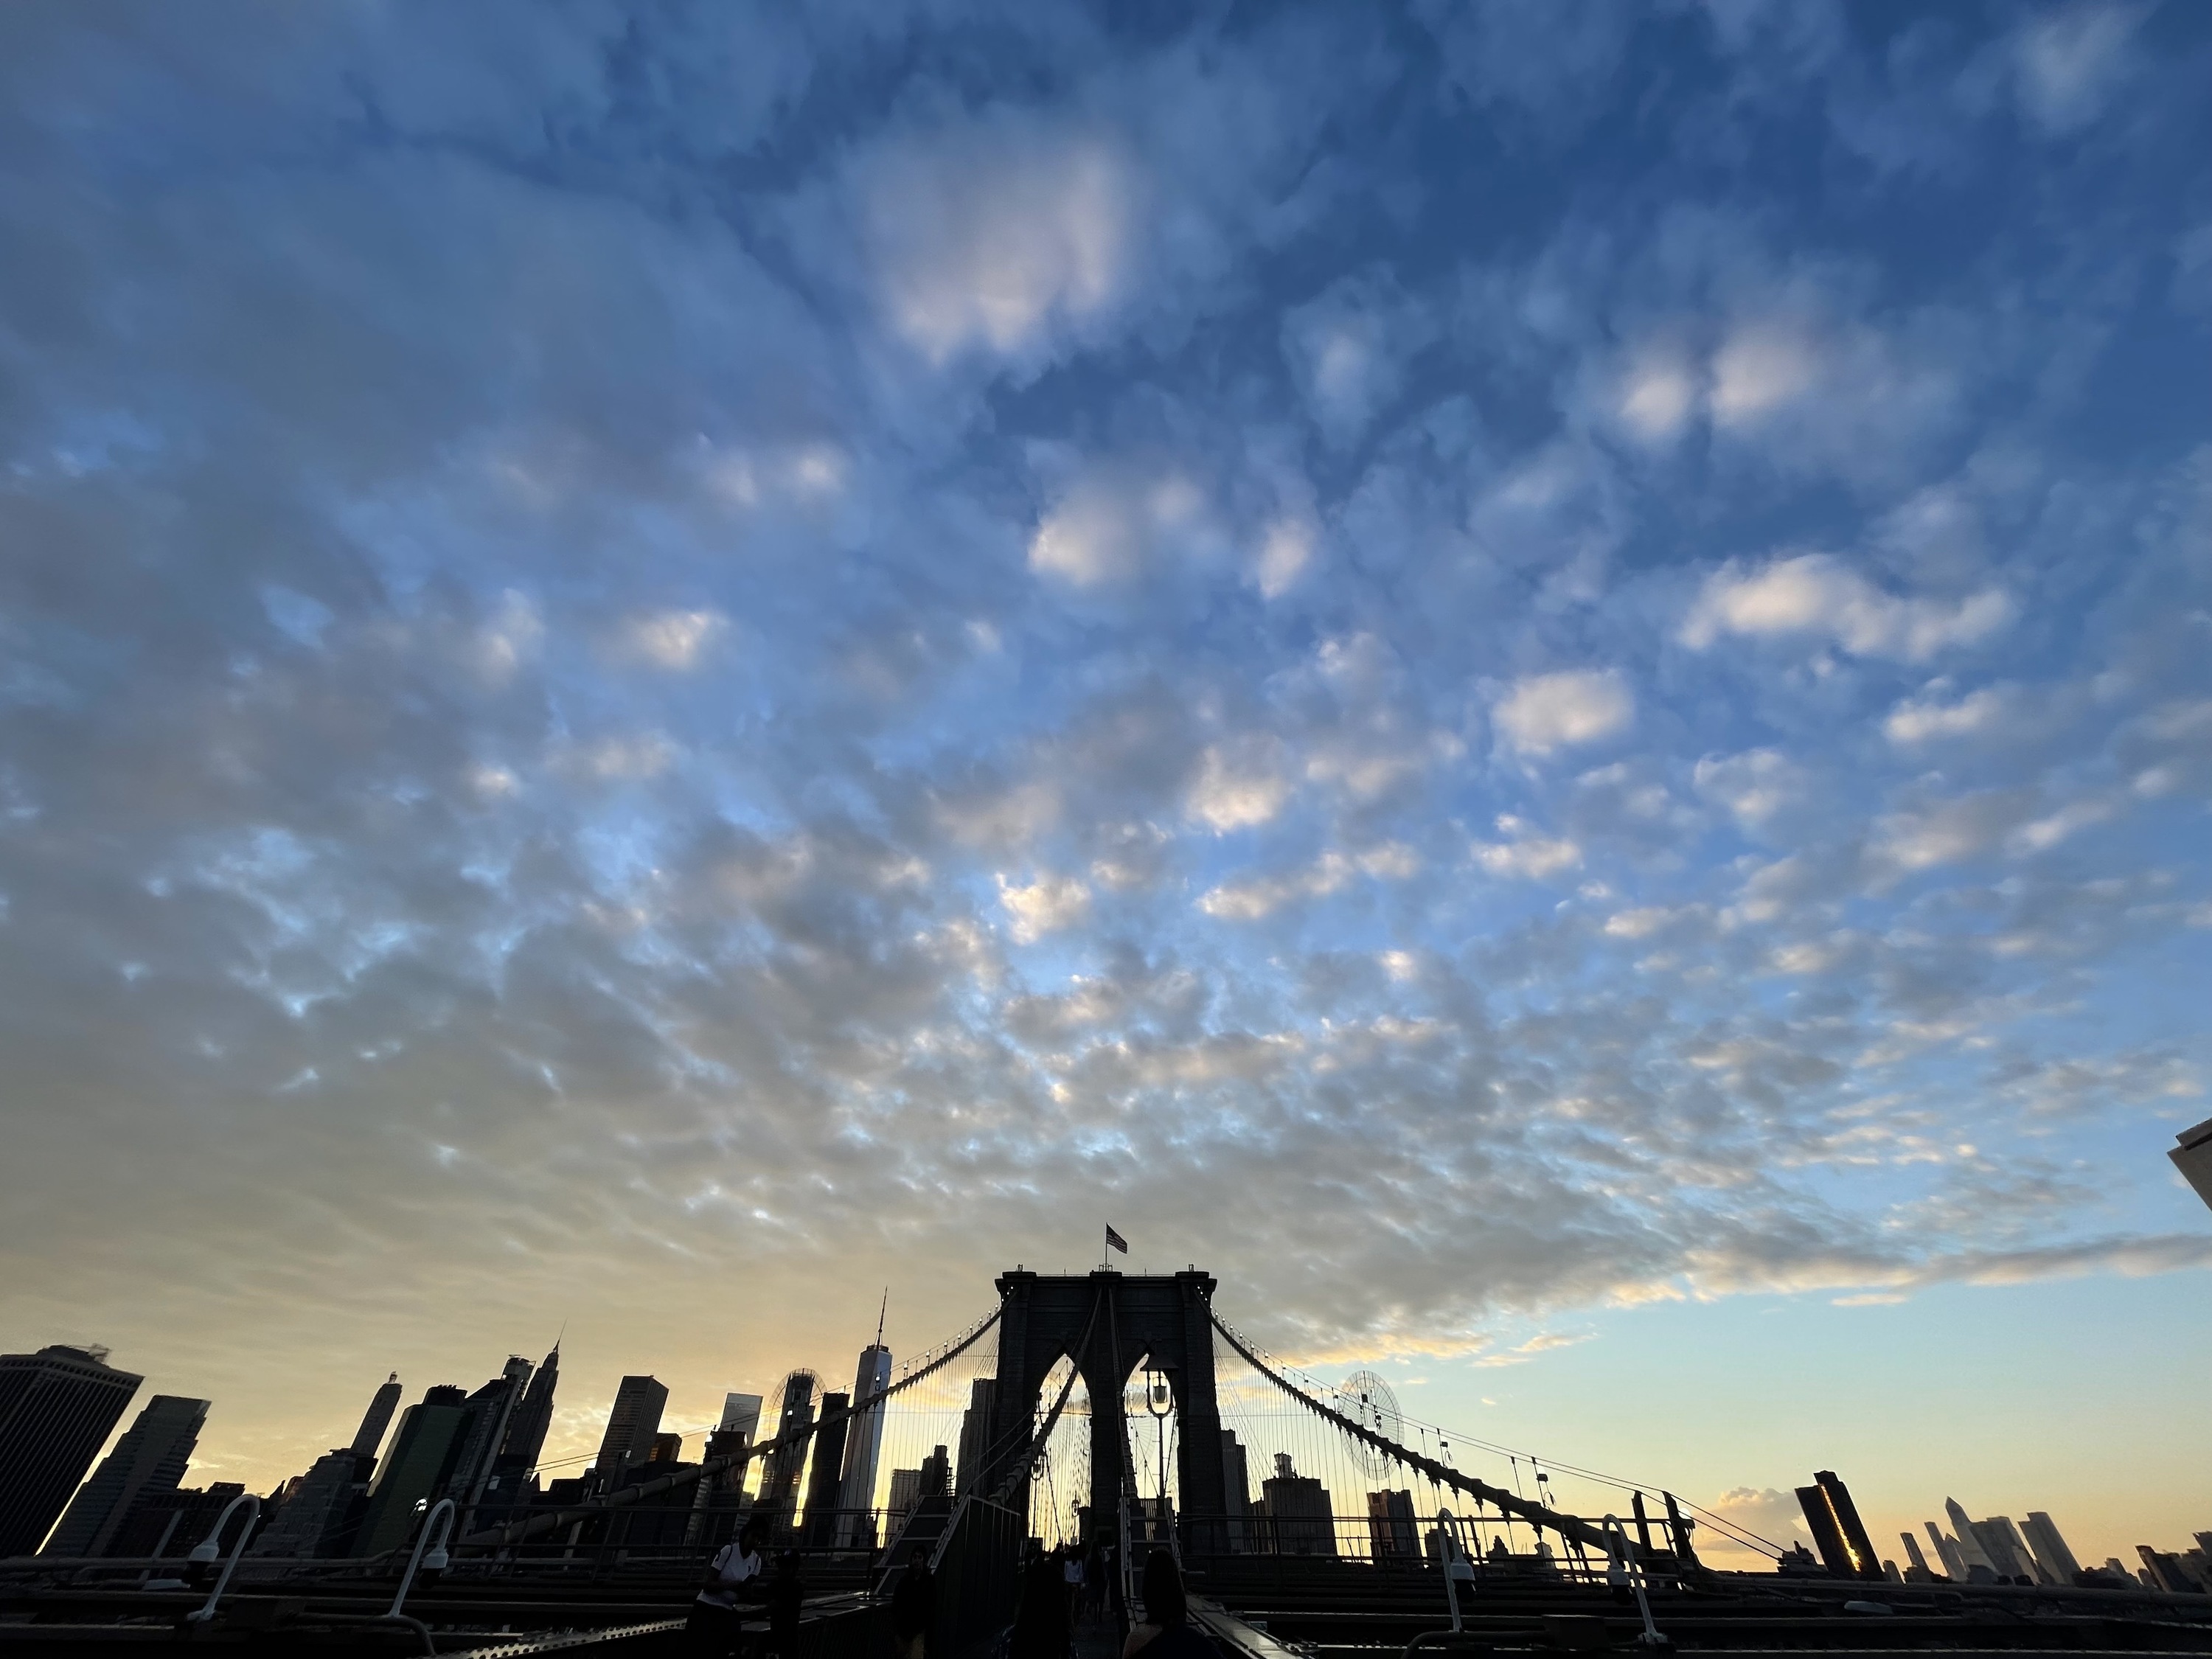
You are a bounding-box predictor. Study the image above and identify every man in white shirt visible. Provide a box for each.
[689,1517,769,1656]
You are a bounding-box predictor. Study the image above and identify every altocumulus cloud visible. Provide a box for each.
[1,0,2211,1472]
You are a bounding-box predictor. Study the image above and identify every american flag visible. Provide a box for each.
[1105,1224,1129,1254]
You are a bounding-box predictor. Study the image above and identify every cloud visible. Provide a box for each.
[1680,554,2011,660]
[1472,815,1582,880]
[2007,3,2146,136]
[1885,684,2011,744]
[1185,740,1292,832]
[617,609,727,671]
[996,872,1092,944]
[1694,749,1804,831]
[1197,844,1419,921]
[1493,671,1635,756]
[1029,470,1208,587]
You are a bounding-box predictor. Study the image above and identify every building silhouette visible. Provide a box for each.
[2169,1115,2212,1213]
[589,1374,670,1495]
[887,1467,924,1542]
[248,1448,376,1559]
[756,1372,819,1538]
[351,1373,403,1458]
[352,1385,469,1557]
[1367,1489,1418,1559]
[1260,1453,1335,1557]
[1975,1514,2037,1583]
[108,1481,250,1559]
[1220,1430,1252,1554]
[2021,1512,2081,1584]
[802,1392,850,1545]
[835,1342,892,1550]
[0,1344,144,1558]
[1795,1471,1882,1581]
[499,1345,560,1479]
[445,1357,534,1514]
[1898,1530,1936,1582]
[955,1377,998,1495]
[1944,1499,2001,1580]
[43,1394,209,1558]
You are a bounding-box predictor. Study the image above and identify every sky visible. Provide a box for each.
[2,0,2210,1572]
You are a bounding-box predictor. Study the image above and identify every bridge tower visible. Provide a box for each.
[986,1268,1229,1555]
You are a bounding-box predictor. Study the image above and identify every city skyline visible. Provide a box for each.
[2,0,2210,1594]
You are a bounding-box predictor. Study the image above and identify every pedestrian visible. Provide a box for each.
[687,1517,768,1658]
[763,1549,805,1659]
[1121,1551,1217,1659]
[1061,1546,1085,1653]
[1085,1538,1109,1624]
[890,1542,936,1659]
[1009,1547,1071,1659]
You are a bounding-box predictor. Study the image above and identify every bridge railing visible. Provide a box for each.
[1152,1512,1689,1586]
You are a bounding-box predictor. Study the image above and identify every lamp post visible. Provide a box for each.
[1144,1363,1172,1555]
[181,1492,261,1625]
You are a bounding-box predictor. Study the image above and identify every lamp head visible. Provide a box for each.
[186,1540,220,1565]
[422,1545,449,1573]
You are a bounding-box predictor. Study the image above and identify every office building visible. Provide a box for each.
[1898,1531,1936,1582]
[920,1443,950,1501]
[351,1374,403,1458]
[754,1372,819,1537]
[2022,1512,2082,1584]
[444,1357,535,1512]
[1925,1523,1968,1581]
[803,1392,851,1545]
[955,1377,998,1495]
[248,1449,376,1558]
[1972,1515,2037,1582]
[589,1374,670,1495]
[2169,1116,2212,1213]
[835,1342,892,1549]
[887,1468,924,1542]
[352,1385,470,1557]
[498,1345,561,1478]
[1220,1430,1252,1553]
[1944,1500,2000,1580]
[1368,1489,1418,1559]
[647,1432,684,1464]
[2138,1545,2204,1595]
[108,1482,248,1559]
[1262,1453,1336,1557]
[720,1393,764,1447]
[0,1344,145,1559]
[684,1394,763,1551]
[1796,1472,1882,1581]
[43,1394,209,1559]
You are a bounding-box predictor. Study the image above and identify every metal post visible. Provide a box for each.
[181,1493,261,1625]
[389,1498,458,1622]
[1602,1514,1669,1649]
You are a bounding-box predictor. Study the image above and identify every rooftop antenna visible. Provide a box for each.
[875,1289,888,1348]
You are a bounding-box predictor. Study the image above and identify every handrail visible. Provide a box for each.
[1601,1513,1669,1649]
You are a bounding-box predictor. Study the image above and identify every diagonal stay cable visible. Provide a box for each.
[1211,1309,1626,1559]
[462,1300,1005,1548]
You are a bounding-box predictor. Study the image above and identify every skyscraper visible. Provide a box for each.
[351,1374,403,1458]
[43,1394,209,1558]
[1898,1530,1935,1582]
[444,1357,535,1512]
[802,1392,851,1545]
[248,1448,376,1559]
[1220,1430,1252,1554]
[835,1339,893,1549]
[352,1385,470,1557]
[887,1468,924,1542]
[1367,1489,1418,1559]
[589,1374,670,1495]
[0,1344,144,1559]
[756,1372,818,1537]
[498,1344,560,1479]
[955,1377,998,1496]
[1973,1515,2036,1582]
[1925,1522,1969,1581]
[1262,1453,1335,1557]
[1944,1499,2000,1579]
[1795,1472,1882,1582]
[2168,1115,2212,1214]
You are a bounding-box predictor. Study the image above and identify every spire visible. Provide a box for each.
[875,1289,888,1348]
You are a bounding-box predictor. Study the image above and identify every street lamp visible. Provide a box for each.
[1143,1363,1172,1551]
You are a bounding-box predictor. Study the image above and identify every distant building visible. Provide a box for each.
[248,1449,375,1559]
[1793,1472,1883,1582]
[1367,1489,1418,1560]
[1972,1515,2035,1582]
[2138,1545,2205,1595]
[920,1443,950,1501]
[589,1374,671,1495]
[1220,1430,1252,1554]
[756,1373,818,1538]
[1926,1523,1969,1581]
[955,1378,998,1495]
[352,1385,470,1557]
[721,1393,764,1447]
[108,1482,250,1559]
[44,1394,209,1558]
[1261,1453,1335,1557]
[835,1344,892,1550]
[2168,1116,2212,1213]
[887,1467,923,1543]
[1944,1500,2000,1580]
[351,1374,403,1458]
[1898,1531,1938,1583]
[803,1393,850,1546]
[2021,1512,2082,1585]
[444,1357,535,1513]
[0,1344,144,1558]
[498,1346,561,1478]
